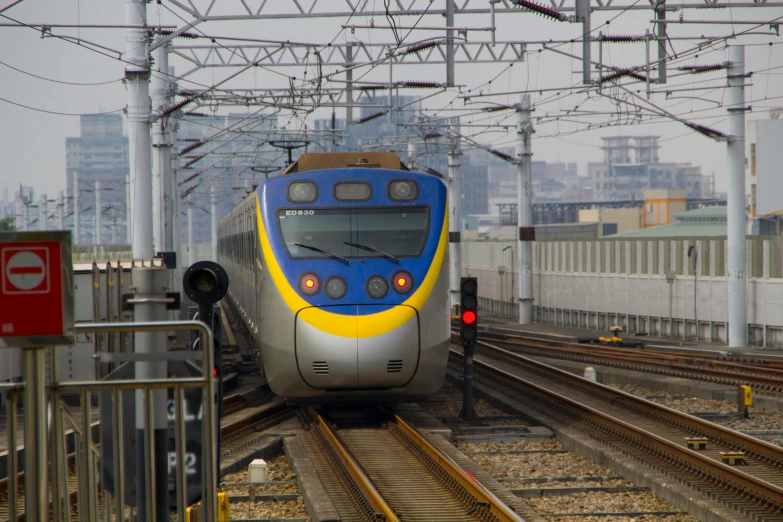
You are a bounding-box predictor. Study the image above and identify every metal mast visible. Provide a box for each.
[516,95,534,324]
[125,1,169,520]
[151,34,173,254]
[448,139,462,309]
[211,185,218,261]
[126,0,153,259]
[57,191,64,230]
[726,45,747,348]
[74,173,80,244]
[94,181,101,245]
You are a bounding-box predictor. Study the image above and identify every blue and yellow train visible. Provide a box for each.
[217,152,450,402]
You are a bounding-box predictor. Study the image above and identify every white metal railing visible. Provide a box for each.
[4,320,217,522]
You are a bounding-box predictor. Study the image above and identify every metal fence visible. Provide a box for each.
[4,320,217,522]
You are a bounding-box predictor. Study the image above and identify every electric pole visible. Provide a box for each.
[517,95,534,324]
[726,45,747,348]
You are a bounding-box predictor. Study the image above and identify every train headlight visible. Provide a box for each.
[288,181,318,203]
[392,271,413,294]
[366,275,389,299]
[388,179,418,201]
[299,273,321,296]
[325,276,347,300]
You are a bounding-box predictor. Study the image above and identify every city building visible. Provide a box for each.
[65,114,129,245]
[589,136,712,201]
[746,115,783,235]
[613,206,727,238]
[578,207,643,237]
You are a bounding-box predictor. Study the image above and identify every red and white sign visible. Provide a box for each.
[2,247,50,294]
[0,235,72,345]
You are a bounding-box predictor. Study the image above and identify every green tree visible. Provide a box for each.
[0,215,16,231]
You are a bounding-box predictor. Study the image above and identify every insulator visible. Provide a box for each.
[358,84,387,90]
[179,90,199,97]
[160,97,195,117]
[489,148,515,162]
[600,34,644,43]
[402,81,440,89]
[184,112,210,117]
[183,155,206,169]
[685,122,726,140]
[355,111,388,124]
[599,68,646,83]
[158,29,199,39]
[679,64,726,74]
[423,132,442,139]
[483,105,514,112]
[404,40,438,54]
[180,140,205,155]
[512,0,566,21]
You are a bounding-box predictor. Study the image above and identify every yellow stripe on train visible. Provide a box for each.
[254,194,448,338]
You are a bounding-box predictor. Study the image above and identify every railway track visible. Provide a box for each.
[452,338,783,521]
[0,385,293,522]
[299,407,524,522]
[475,330,783,392]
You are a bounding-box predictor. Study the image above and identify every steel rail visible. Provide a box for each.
[474,330,783,392]
[392,414,525,522]
[313,410,399,522]
[449,341,783,515]
[471,339,783,465]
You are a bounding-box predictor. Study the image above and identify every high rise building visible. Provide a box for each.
[65,115,129,244]
[589,136,711,201]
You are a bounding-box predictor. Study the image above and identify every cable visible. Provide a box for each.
[0,96,123,116]
[0,59,122,85]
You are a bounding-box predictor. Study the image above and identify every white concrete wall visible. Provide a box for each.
[462,237,783,347]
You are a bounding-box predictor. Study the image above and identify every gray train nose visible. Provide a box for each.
[295,305,420,389]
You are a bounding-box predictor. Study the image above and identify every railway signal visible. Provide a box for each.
[459,277,478,346]
[460,277,478,418]
[183,261,230,472]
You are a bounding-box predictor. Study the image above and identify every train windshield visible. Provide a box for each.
[278,206,429,259]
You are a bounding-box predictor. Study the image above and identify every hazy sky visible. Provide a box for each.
[1,0,782,201]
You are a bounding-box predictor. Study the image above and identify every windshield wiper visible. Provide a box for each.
[343,242,399,264]
[294,243,349,265]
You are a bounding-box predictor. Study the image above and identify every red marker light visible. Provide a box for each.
[396,277,407,287]
[213,367,219,377]
[462,310,476,325]
[305,278,315,289]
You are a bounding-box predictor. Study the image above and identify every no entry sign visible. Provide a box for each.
[0,232,74,347]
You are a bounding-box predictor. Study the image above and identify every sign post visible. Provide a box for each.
[0,231,73,521]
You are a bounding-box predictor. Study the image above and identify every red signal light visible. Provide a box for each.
[396,277,407,287]
[304,278,315,289]
[213,366,219,377]
[462,310,476,325]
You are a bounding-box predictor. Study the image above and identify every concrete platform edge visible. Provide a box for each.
[284,435,340,522]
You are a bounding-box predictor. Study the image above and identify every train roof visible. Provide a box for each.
[280,152,411,175]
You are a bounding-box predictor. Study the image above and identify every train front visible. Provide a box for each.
[256,167,450,402]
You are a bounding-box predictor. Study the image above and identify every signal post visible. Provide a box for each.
[459,277,478,418]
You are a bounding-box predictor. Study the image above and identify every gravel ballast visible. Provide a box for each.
[455,430,701,521]
[221,454,310,521]
[608,383,783,434]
